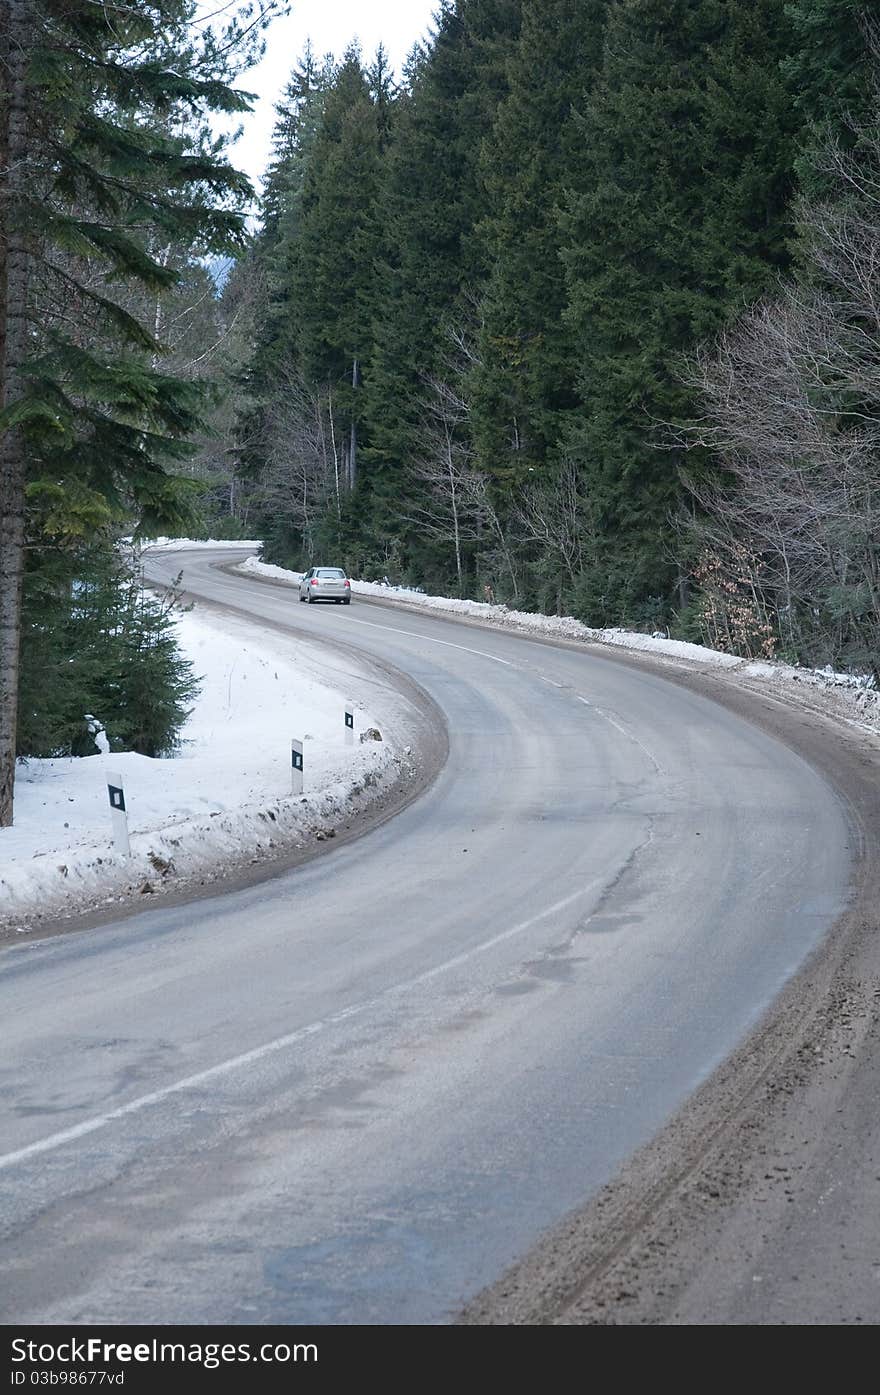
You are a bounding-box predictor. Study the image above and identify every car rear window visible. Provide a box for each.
[317,569,346,578]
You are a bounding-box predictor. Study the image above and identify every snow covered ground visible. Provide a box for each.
[0,604,412,935]
[235,554,880,739]
[5,536,876,936]
[140,536,265,552]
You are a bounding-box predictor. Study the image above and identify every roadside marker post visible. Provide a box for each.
[291,738,304,795]
[106,771,131,857]
[345,703,355,747]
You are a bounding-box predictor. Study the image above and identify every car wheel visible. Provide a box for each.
[307,591,314,603]
[299,593,306,602]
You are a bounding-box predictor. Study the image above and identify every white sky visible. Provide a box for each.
[223,1,441,189]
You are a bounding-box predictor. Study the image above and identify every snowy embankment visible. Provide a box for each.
[1,604,413,935]
[236,555,880,740]
[142,536,264,552]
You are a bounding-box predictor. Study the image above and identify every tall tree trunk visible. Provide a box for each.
[348,356,358,491]
[150,242,172,368]
[449,474,462,593]
[326,385,341,518]
[0,0,31,827]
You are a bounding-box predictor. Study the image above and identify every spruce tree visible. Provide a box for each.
[291,50,386,496]
[474,0,609,485]
[233,45,335,492]
[785,1,872,136]
[18,542,199,758]
[561,0,798,625]
[363,0,522,571]
[262,42,336,235]
[0,0,266,823]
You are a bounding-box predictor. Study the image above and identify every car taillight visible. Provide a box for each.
[344,580,351,588]
[310,578,318,586]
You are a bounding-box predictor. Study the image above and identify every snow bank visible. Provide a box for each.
[234,554,880,738]
[236,556,743,665]
[142,537,263,552]
[1,606,414,934]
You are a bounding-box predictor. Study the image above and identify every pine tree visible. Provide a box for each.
[291,50,386,495]
[785,1,872,136]
[0,0,266,823]
[262,42,336,233]
[363,0,522,570]
[367,44,398,153]
[473,1,608,485]
[561,0,798,625]
[233,45,335,491]
[18,542,199,758]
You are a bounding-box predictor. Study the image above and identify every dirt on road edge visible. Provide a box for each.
[459,654,880,1325]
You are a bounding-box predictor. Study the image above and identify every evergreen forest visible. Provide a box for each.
[232,0,879,677]
[2,0,879,826]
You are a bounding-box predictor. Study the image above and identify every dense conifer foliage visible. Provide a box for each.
[18,545,199,758]
[1,0,273,820]
[238,0,873,646]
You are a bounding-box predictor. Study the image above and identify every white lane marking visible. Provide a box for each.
[576,695,665,774]
[0,880,605,1171]
[539,675,565,688]
[148,561,512,666]
[0,1017,360,1171]
[405,879,604,987]
[328,613,513,666]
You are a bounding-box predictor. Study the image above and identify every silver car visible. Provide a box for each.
[299,566,352,604]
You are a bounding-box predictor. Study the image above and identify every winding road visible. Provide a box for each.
[0,549,855,1323]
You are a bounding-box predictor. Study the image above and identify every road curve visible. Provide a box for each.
[0,549,852,1323]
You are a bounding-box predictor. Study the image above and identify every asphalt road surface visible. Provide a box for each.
[0,550,852,1323]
